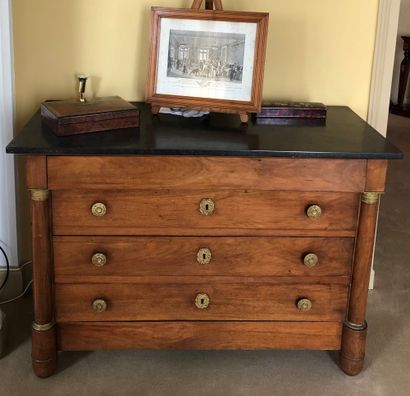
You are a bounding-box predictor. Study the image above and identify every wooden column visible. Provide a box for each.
[340,191,381,376]
[26,156,57,378]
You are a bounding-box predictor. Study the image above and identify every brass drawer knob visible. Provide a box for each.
[199,198,215,216]
[297,298,312,312]
[303,253,319,267]
[92,299,107,313]
[91,202,107,217]
[195,293,210,309]
[197,248,212,265]
[306,204,322,219]
[91,253,107,267]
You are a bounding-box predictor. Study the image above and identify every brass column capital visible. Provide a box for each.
[361,192,381,205]
[30,189,50,202]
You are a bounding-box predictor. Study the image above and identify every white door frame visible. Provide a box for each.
[0,0,18,268]
[367,0,401,288]
[368,0,401,137]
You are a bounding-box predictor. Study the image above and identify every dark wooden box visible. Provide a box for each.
[256,102,327,119]
[255,117,326,126]
[41,96,139,136]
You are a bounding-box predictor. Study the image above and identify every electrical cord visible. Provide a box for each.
[0,245,10,291]
[0,259,33,304]
[8,260,32,272]
[0,279,33,305]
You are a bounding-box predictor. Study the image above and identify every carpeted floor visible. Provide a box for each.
[1,114,409,396]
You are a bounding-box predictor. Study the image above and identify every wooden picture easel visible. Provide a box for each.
[192,0,224,11]
[147,0,269,124]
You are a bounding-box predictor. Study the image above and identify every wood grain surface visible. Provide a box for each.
[55,281,348,322]
[26,156,47,189]
[52,190,360,236]
[58,321,343,351]
[365,160,388,192]
[348,200,380,324]
[26,156,57,378]
[47,156,366,192]
[340,325,368,375]
[53,236,354,279]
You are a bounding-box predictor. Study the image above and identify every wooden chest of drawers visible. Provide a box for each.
[7,104,402,378]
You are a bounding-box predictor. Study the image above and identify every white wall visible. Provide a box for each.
[0,0,18,268]
[391,0,410,103]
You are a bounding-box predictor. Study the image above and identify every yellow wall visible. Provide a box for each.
[11,0,379,262]
[13,0,379,129]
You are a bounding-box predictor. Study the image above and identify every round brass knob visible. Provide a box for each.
[303,253,319,267]
[91,202,107,217]
[91,253,107,267]
[306,204,322,219]
[197,248,212,265]
[199,198,215,216]
[297,298,312,312]
[194,293,210,309]
[92,299,107,313]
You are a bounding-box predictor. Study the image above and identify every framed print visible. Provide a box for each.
[146,6,269,119]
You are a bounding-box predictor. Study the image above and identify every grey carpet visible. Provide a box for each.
[1,114,409,396]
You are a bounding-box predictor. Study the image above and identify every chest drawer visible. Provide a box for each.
[53,236,354,279]
[55,281,349,322]
[47,156,366,192]
[52,190,359,236]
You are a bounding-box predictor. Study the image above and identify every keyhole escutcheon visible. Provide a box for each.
[195,293,210,309]
[197,248,212,265]
[199,198,215,216]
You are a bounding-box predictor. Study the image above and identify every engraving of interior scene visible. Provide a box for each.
[167,29,246,83]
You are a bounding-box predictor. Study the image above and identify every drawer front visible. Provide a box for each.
[52,190,359,236]
[53,236,354,279]
[58,321,343,351]
[55,282,348,322]
[48,156,366,192]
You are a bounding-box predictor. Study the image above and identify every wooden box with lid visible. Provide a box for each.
[6,103,402,377]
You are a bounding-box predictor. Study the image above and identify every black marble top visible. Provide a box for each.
[6,102,403,159]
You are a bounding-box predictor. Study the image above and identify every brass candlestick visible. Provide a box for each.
[77,74,88,103]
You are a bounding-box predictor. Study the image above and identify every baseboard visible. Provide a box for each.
[369,268,375,290]
[0,262,32,301]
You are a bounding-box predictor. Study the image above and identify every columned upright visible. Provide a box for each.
[26,156,56,378]
[340,159,387,375]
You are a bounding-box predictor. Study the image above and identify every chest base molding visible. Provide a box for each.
[57,321,342,351]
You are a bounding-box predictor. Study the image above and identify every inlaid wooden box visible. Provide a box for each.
[41,96,139,136]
